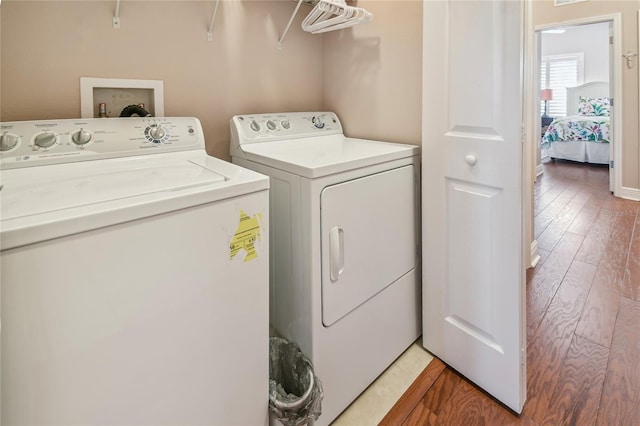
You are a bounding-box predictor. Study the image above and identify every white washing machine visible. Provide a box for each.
[230,112,421,425]
[0,117,269,425]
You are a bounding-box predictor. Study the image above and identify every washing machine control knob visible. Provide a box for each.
[72,128,92,145]
[249,120,261,132]
[0,132,20,151]
[266,120,277,131]
[281,120,291,130]
[34,131,57,148]
[312,116,325,129]
[148,125,166,140]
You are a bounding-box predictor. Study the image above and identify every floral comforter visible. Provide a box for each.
[541,115,610,149]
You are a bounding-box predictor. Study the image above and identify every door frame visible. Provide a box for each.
[525,13,624,268]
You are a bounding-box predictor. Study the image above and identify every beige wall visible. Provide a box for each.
[1,0,423,154]
[322,0,423,145]
[4,1,633,189]
[0,0,324,160]
[533,0,640,190]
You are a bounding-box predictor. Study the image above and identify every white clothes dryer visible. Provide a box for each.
[0,117,269,425]
[230,112,421,425]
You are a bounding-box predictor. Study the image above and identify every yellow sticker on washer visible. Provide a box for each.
[230,210,262,262]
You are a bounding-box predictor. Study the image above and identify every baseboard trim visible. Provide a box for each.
[536,163,544,177]
[529,239,541,269]
[616,186,640,202]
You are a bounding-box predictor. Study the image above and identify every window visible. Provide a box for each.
[540,53,584,117]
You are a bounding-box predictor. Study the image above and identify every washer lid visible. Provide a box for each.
[236,135,419,178]
[1,151,269,250]
[2,155,225,221]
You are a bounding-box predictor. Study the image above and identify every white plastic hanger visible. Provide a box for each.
[279,0,373,49]
[302,0,372,34]
[302,0,342,31]
[304,0,353,33]
[312,8,372,33]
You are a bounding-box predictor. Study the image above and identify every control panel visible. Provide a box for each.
[231,112,343,145]
[0,117,204,169]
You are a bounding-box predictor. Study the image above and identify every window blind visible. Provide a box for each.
[540,53,584,117]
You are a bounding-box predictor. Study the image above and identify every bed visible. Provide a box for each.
[541,81,610,165]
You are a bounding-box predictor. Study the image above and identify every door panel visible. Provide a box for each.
[321,165,416,327]
[446,179,502,346]
[422,0,526,413]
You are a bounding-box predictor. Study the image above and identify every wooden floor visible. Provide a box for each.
[380,160,640,426]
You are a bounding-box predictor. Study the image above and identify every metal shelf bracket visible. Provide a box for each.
[113,0,121,29]
[207,0,221,41]
[278,0,305,50]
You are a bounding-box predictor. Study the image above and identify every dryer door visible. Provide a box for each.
[320,165,417,326]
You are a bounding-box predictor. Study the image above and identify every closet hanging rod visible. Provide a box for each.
[113,0,120,29]
[207,0,221,41]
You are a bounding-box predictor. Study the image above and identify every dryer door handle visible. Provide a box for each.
[330,226,345,282]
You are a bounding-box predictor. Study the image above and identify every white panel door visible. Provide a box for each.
[422,0,526,413]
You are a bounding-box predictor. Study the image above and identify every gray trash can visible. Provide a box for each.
[269,337,323,426]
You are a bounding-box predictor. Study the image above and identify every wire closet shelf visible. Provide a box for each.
[279,0,373,49]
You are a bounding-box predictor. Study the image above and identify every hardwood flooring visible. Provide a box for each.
[380,160,640,426]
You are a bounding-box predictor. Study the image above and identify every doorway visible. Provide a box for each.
[536,21,613,188]
[528,13,624,267]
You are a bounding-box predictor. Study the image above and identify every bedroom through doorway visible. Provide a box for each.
[533,19,618,249]
[536,20,613,183]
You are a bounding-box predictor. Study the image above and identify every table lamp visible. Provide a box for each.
[541,89,553,118]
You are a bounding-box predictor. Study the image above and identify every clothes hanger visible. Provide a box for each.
[311,8,372,33]
[304,0,354,33]
[302,0,343,31]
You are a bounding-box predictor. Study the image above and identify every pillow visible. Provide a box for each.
[578,96,610,116]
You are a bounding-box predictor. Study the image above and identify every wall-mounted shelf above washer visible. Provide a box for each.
[278,0,373,50]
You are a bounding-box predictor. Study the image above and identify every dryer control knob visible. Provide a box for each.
[72,128,92,145]
[312,116,325,129]
[266,120,277,131]
[249,120,261,132]
[34,132,57,148]
[281,120,291,129]
[0,132,20,151]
